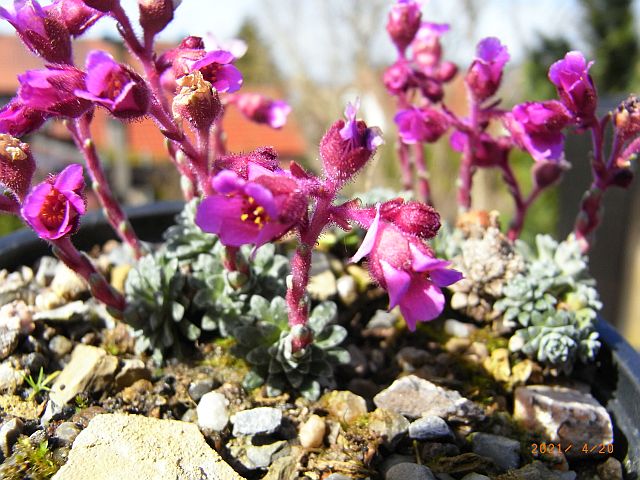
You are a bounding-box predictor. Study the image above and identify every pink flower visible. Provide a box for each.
[386,0,422,54]
[172,45,243,93]
[548,51,597,125]
[195,166,306,249]
[350,204,461,330]
[22,163,86,240]
[234,93,291,129]
[75,51,149,119]
[0,99,48,137]
[394,106,449,144]
[465,37,509,101]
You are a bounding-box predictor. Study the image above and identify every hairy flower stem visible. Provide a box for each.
[396,95,413,190]
[458,92,479,211]
[68,116,146,259]
[50,236,125,317]
[413,142,431,204]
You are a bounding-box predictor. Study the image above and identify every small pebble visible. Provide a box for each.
[409,416,454,441]
[336,275,358,305]
[299,414,326,448]
[460,474,490,480]
[322,390,367,423]
[114,359,150,391]
[597,457,623,480]
[197,391,229,432]
[49,335,73,358]
[471,432,521,471]
[231,407,282,436]
[0,417,23,459]
[386,462,437,480]
[420,442,460,461]
[188,379,215,403]
[444,319,477,338]
[245,440,287,469]
[54,422,81,446]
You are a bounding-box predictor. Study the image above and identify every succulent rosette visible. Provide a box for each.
[21,163,86,240]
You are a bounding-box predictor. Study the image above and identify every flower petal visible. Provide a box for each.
[54,164,84,192]
[349,203,381,263]
[399,277,445,330]
[380,259,411,310]
[409,243,451,271]
[212,169,244,194]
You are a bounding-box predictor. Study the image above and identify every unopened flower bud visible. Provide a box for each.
[548,51,597,125]
[45,0,104,37]
[82,0,117,13]
[380,198,441,239]
[172,71,221,131]
[234,93,290,129]
[386,0,422,54]
[0,134,35,202]
[533,160,566,189]
[438,61,457,82]
[610,164,634,188]
[138,0,180,36]
[465,37,509,102]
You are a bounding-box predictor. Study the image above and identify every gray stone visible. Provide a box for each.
[197,391,229,432]
[444,319,477,338]
[396,347,431,372]
[232,407,281,436]
[471,432,520,471]
[513,385,613,458]
[0,361,24,394]
[49,335,73,358]
[33,301,90,322]
[366,310,397,329]
[386,462,436,480]
[245,440,287,469]
[368,408,409,447]
[409,416,454,441]
[43,345,118,424]
[325,475,356,480]
[188,379,215,402]
[0,417,23,459]
[181,408,198,423]
[114,359,150,390]
[51,414,245,480]
[503,460,563,480]
[557,472,577,480]
[54,422,81,446]
[374,375,485,422]
[597,457,623,480]
[460,474,490,480]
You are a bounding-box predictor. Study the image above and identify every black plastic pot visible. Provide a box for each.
[0,201,639,477]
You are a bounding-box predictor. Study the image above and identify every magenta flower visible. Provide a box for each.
[173,47,243,93]
[548,51,597,125]
[411,22,448,69]
[22,163,86,240]
[383,60,413,95]
[44,0,103,37]
[386,0,422,54]
[504,100,572,163]
[0,0,72,63]
[320,100,383,186]
[75,51,149,119]
[350,205,462,330]
[195,167,306,249]
[234,93,291,129]
[17,66,91,118]
[394,106,449,144]
[0,99,48,137]
[465,37,509,101]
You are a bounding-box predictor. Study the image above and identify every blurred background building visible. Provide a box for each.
[1,0,639,347]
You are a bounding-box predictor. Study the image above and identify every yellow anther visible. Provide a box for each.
[240,213,249,221]
[253,206,265,216]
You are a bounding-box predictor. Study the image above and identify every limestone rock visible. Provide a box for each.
[231,407,282,436]
[374,375,485,423]
[197,391,229,432]
[298,414,325,448]
[51,263,87,300]
[114,359,150,390]
[0,417,23,460]
[513,385,613,458]
[321,390,368,423]
[43,345,118,423]
[52,414,245,480]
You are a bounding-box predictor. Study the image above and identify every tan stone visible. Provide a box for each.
[298,414,326,448]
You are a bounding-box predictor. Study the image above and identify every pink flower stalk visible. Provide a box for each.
[548,51,597,126]
[319,100,383,187]
[350,204,462,330]
[0,134,35,205]
[21,163,86,240]
[195,166,306,250]
[233,93,291,129]
[17,66,91,118]
[394,106,449,144]
[450,131,510,168]
[465,37,509,102]
[0,99,48,137]
[75,50,150,119]
[172,46,243,93]
[386,0,422,55]
[44,0,104,36]
[0,0,72,64]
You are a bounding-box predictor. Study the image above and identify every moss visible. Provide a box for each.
[0,436,61,480]
[201,344,250,385]
[468,326,509,353]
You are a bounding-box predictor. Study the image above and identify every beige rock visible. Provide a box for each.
[513,385,613,458]
[307,270,337,301]
[51,263,87,300]
[110,264,131,293]
[43,345,118,423]
[52,414,245,480]
[298,414,326,448]
[321,390,367,423]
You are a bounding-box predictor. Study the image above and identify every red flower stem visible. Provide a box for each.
[50,236,125,317]
[396,94,413,190]
[413,142,432,205]
[0,196,19,215]
[68,116,146,259]
[458,91,479,211]
[212,123,227,168]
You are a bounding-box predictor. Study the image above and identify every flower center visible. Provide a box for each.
[198,63,220,84]
[40,188,68,229]
[240,196,269,228]
[105,71,124,99]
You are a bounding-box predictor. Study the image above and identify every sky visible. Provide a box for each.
[0,0,635,83]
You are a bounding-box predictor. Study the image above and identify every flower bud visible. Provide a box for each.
[81,0,117,13]
[45,0,104,36]
[380,198,440,239]
[383,60,413,95]
[138,0,180,36]
[611,166,634,189]
[548,51,597,125]
[533,160,566,189]
[0,134,35,202]
[465,37,509,102]
[0,99,48,137]
[320,101,383,186]
[172,71,221,131]
[394,106,449,144]
[386,0,422,54]
[437,61,457,82]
